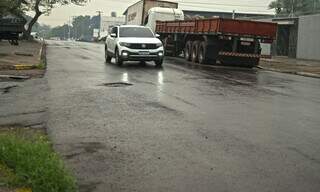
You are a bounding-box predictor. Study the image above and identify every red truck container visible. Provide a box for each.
[156,18,277,67]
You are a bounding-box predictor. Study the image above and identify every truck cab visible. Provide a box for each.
[0,14,26,45]
[144,7,184,32]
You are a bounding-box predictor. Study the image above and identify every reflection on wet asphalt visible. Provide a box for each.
[46,40,320,192]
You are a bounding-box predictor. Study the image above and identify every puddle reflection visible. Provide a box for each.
[158,71,164,85]
[122,72,128,82]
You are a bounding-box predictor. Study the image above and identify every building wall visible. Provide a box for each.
[100,16,125,34]
[297,14,320,60]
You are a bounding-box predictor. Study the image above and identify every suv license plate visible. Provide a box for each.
[241,42,251,46]
[139,51,150,55]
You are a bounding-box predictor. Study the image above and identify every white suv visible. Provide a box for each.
[105,25,164,67]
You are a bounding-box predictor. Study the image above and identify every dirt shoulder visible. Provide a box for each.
[0,40,46,79]
[259,57,320,78]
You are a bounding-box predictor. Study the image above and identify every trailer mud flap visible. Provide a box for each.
[218,51,261,58]
[218,51,260,68]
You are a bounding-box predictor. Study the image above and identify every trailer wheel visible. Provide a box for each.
[191,41,200,63]
[198,41,210,64]
[184,41,192,61]
[164,37,175,56]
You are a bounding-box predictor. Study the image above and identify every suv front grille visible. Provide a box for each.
[128,44,157,49]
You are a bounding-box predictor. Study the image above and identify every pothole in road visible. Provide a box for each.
[0,75,29,83]
[79,55,90,60]
[0,85,18,94]
[0,53,9,57]
[100,82,133,88]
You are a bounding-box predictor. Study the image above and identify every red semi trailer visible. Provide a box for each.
[156,18,277,67]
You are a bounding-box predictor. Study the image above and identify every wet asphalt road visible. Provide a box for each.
[45,40,320,192]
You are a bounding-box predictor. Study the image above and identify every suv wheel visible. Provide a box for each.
[115,50,123,66]
[105,45,112,63]
[155,59,163,67]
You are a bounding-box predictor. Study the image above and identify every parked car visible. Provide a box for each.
[105,25,164,67]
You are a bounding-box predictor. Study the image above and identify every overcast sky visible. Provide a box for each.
[38,0,274,27]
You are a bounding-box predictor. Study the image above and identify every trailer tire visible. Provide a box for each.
[184,41,192,61]
[198,41,209,64]
[164,37,175,56]
[191,41,200,63]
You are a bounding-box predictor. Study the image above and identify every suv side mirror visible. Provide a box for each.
[110,33,117,38]
[155,34,160,38]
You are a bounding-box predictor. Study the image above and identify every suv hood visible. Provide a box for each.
[119,37,161,44]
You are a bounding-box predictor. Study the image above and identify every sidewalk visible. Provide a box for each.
[259,56,320,78]
[0,40,45,78]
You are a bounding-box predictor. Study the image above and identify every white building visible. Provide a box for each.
[100,15,125,35]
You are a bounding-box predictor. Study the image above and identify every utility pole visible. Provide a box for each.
[96,11,103,38]
[68,17,71,40]
[71,16,76,40]
[64,23,66,40]
[289,0,295,18]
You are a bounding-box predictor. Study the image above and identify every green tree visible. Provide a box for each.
[269,0,320,15]
[268,0,282,14]
[0,0,27,16]
[23,0,88,39]
[72,15,91,39]
[48,24,70,39]
[32,23,51,38]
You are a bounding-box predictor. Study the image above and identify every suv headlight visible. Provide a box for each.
[119,42,131,47]
[156,42,163,48]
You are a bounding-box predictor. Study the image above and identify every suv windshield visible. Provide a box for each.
[119,27,154,38]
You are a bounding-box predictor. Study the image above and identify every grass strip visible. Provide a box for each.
[0,131,76,192]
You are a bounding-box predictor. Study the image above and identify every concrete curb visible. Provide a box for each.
[260,58,282,64]
[295,72,320,78]
[258,66,320,79]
